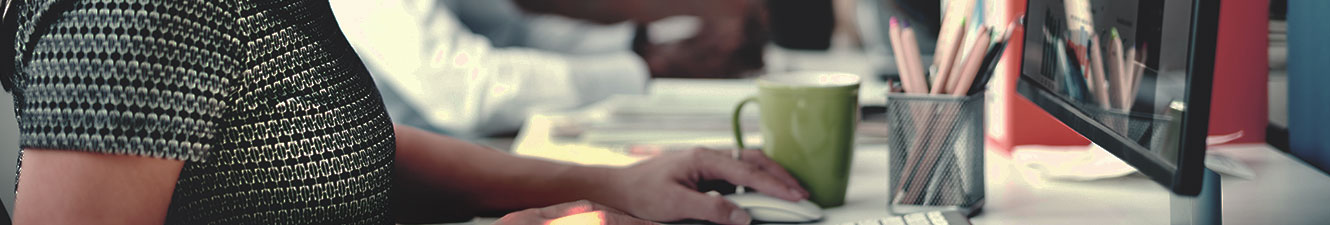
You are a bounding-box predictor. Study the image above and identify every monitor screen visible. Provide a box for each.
[1017,0,1218,196]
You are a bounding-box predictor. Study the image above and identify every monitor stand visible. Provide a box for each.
[1171,168,1221,224]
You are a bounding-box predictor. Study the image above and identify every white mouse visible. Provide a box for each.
[724,192,824,223]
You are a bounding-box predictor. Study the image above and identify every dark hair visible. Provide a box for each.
[2,0,19,91]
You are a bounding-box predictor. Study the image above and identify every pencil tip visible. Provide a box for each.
[1004,21,1019,40]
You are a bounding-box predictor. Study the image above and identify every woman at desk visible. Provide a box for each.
[0,0,803,224]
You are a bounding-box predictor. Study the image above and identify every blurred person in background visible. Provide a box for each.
[332,0,768,137]
[1,0,803,224]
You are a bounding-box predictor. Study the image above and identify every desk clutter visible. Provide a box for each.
[881,0,1010,215]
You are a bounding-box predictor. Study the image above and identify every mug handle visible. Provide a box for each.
[732,96,758,150]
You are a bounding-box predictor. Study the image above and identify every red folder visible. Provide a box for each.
[988,0,1090,155]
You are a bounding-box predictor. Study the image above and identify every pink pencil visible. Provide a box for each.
[1122,44,1137,108]
[950,26,991,96]
[930,18,969,95]
[1090,35,1110,107]
[1106,29,1125,109]
[888,17,917,93]
[945,23,982,93]
[1128,44,1149,110]
[901,23,929,93]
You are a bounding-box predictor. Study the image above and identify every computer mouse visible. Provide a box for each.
[724,192,824,223]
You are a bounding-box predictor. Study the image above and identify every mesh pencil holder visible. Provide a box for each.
[885,92,985,216]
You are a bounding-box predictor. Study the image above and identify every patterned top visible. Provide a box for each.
[8,0,396,224]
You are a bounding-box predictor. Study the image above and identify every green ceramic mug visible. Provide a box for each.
[733,71,860,207]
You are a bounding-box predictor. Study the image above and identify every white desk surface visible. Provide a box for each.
[973,143,1330,225]
[470,141,1330,225]
[750,143,1330,225]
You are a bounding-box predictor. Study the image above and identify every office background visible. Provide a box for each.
[0,0,1315,220]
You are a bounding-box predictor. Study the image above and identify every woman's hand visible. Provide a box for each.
[390,125,806,224]
[637,0,767,79]
[597,149,810,225]
[495,200,658,225]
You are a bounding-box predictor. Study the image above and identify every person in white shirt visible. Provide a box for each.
[331,0,765,137]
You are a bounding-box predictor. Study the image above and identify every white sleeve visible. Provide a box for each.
[331,0,647,136]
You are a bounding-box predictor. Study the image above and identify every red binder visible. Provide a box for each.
[1209,0,1269,143]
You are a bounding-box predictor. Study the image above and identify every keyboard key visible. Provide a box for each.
[904,213,930,225]
[927,211,949,225]
[883,216,907,225]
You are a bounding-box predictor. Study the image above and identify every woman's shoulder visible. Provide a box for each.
[15,0,242,88]
[16,0,242,51]
[11,0,245,161]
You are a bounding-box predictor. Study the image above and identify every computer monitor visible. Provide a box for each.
[1016,0,1219,196]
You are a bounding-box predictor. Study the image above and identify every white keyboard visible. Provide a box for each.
[841,211,971,225]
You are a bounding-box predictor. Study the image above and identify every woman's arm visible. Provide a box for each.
[391,124,615,223]
[510,0,748,24]
[14,150,183,225]
[390,124,808,225]
[509,0,657,24]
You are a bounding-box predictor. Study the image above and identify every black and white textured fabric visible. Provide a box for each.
[9,0,396,224]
